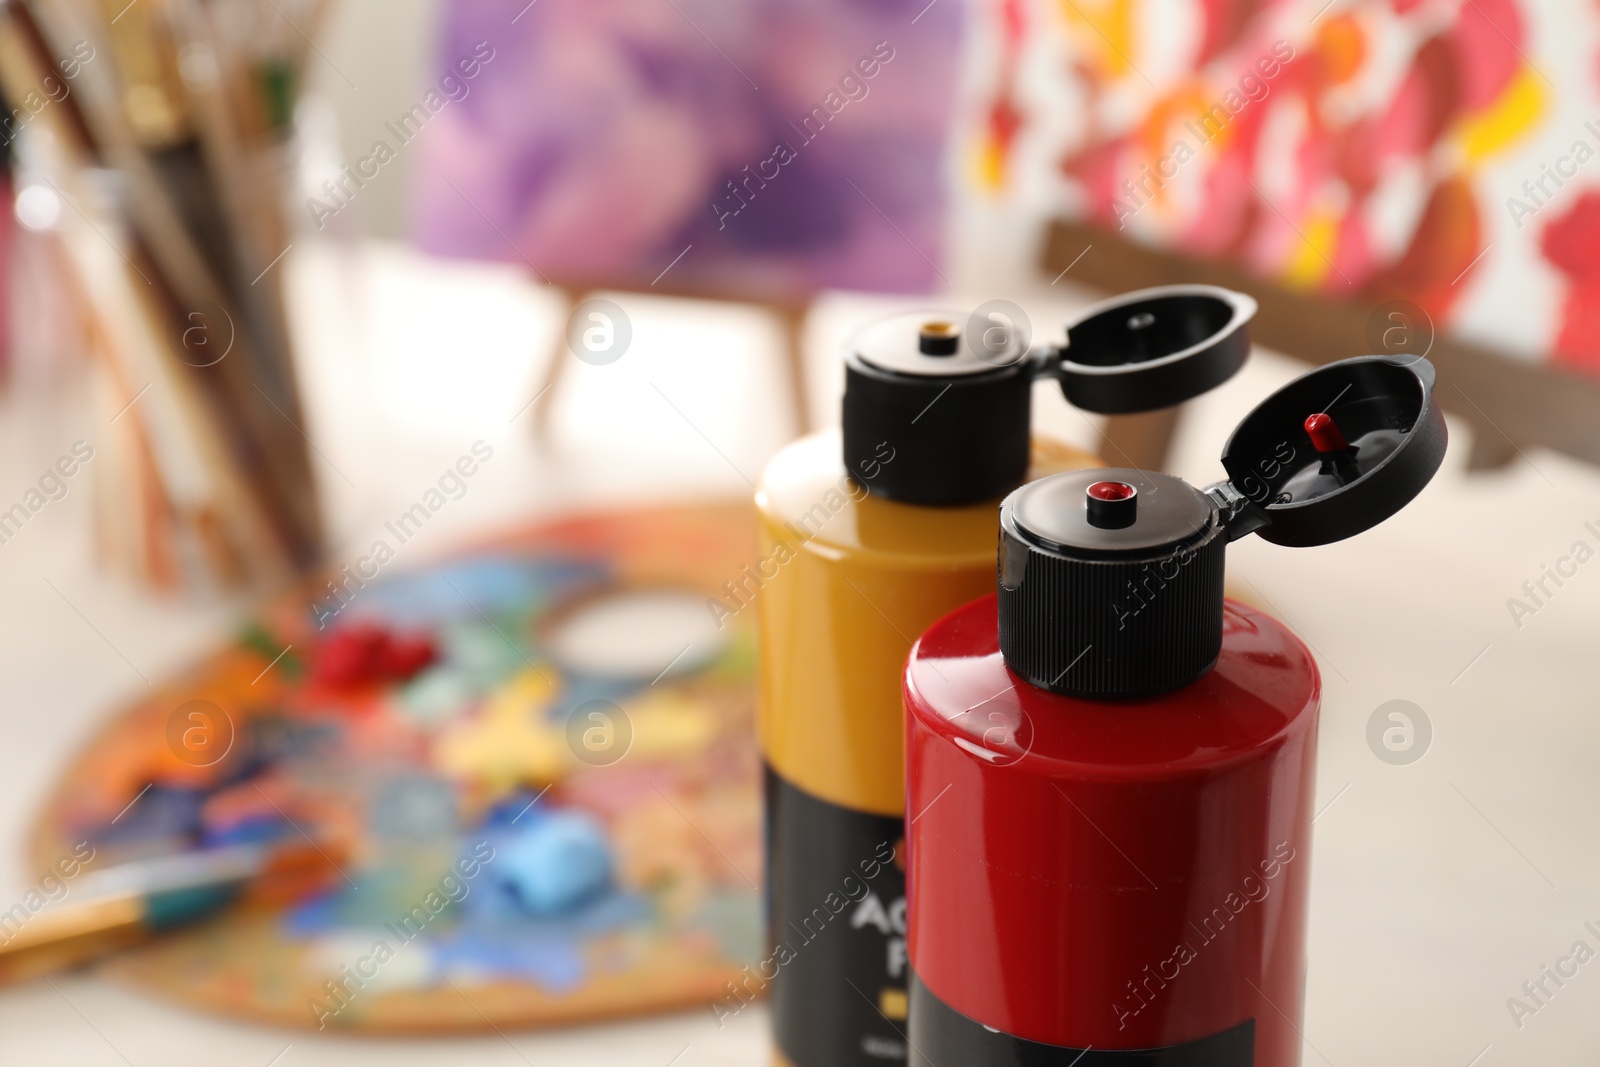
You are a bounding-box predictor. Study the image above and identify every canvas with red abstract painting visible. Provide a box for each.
[972,0,1600,373]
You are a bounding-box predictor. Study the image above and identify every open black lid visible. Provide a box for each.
[1217,354,1447,548]
[1058,284,1257,414]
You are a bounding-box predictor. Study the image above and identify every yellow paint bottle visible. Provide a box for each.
[752,291,1255,1067]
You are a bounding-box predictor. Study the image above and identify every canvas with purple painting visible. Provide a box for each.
[410,0,963,298]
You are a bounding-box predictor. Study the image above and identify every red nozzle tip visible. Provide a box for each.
[1304,412,1350,453]
[1085,480,1137,528]
[1087,480,1135,501]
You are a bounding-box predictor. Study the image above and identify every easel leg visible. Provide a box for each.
[773,301,813,437]
[530,287,577,444]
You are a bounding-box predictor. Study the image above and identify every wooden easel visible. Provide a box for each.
[526,279,815,442]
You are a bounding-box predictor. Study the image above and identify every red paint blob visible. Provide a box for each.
[1086,480,1136,501]
[313,624,437,689]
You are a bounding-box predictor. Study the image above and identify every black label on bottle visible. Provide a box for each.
[762,766,909,1066]
[910,973,1254,1066]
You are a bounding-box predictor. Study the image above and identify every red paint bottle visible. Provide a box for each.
[903,355,1448,1064]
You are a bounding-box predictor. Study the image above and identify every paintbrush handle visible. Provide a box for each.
[0,842,340,985]
[0,895,146,985]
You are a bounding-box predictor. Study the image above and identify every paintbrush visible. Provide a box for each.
[0,840,341,985]
[13,0,326,586]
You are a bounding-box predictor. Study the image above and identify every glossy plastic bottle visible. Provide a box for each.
[754,289,1256,1067]
[902,355,1448,1065]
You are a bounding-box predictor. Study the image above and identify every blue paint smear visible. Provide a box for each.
[285,874,648,993]
[282,889,345,938]
[312,557,608,630]
[489,811,613,917]
[437,889,650,991]
[201,815,291,849]
[94,785,207,848]
[281,889,594,993]
[434,933,587,992]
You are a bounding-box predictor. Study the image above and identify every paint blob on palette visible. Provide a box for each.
[32,503,764,1032]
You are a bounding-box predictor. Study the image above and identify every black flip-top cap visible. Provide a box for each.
[998,469,1228,699]
[1059,285,1256,414]
[997,354,1447,699]
[842,310,1033,506]
[1220,355,1447,548]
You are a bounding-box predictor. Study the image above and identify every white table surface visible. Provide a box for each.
[1,238,1597,1065]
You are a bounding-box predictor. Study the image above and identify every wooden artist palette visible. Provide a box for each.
[30,502,762,1032]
